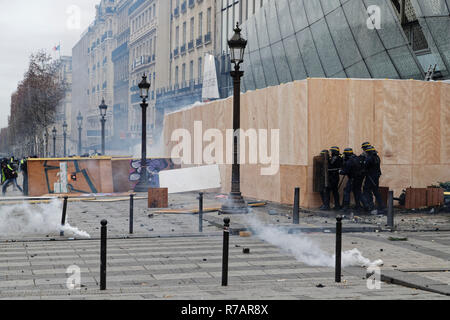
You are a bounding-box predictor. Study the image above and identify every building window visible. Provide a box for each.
[198,57,202,80]
[190,17,195,41]
[190,60,194,81]
[207,7,212,34]
[198,12,203,37]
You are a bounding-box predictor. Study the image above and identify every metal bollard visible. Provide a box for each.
[129,194,134,234]
[100,220,108,290]
[198,192,204,233]
[387,191,394,228]
[293,188,300,225]
[335,216,343,283]
[222,217,230,287]
[60,196,68,237]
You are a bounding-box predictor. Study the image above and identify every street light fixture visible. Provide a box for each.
[52,126,57,158]
[134,73,151,193]
[220,22,249,215]
[63,121,68,158]
[77,111,83,156]
[99,98,108,155]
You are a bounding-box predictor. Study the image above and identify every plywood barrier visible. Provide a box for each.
[163,78,450,208]
[28,157,180,196]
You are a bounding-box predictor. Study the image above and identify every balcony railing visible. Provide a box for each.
[204,32,211,44]
[196,36,203,47]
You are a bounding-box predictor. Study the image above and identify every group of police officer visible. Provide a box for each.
[320,142,386,215]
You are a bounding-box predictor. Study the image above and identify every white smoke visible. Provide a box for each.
[0,200,90,239]
[244,214,382,268]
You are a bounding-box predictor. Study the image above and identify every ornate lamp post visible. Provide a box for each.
[220,23,249,215]
[63,121,68,157]
[77,112,83,156]
[134,74,151,193]
[99,98,108,155]
[52,126,57,158]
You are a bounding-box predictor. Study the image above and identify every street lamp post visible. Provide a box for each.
[134,74,151,193]
[52,127,57,158]
[63,121,68,158]
[99,98,108,155]
[77,112,83,156]
[220,23,249,215]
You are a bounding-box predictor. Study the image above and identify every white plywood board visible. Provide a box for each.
[159,165,221,194]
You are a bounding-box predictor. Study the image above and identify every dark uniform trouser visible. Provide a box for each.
[362,175,384,210]
[343,176,363,209]
[321,177,340,208]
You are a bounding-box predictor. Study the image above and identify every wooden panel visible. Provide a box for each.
[112,159,133,192]
[441,82,450,164]
[98,159,114,193]
[412,81,441,165]
[373,80,385,157]
[279,165,307,205]
[148,188,168,208]
[307,78,349,165]
[379,165,412,198]
[381,80,413,164]
[348,79,375,152]
[412,165,450,188]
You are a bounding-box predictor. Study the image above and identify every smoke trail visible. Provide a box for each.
[244,214,382,268]
[0,200,90,239]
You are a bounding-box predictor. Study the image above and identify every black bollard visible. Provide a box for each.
[60,196,68,237]
[222,217,230,287]
[199,192,204,233]
[100,220,108,290]
[387,191,394,228]
[293,188,300,225]
[129,194,134,234]
[335,216,342,283]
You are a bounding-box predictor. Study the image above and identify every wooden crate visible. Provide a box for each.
[148,188,168,208]
[426,187,445,207]
[405,188,428,209]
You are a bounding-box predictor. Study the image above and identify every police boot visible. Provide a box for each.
[319,205,330,211]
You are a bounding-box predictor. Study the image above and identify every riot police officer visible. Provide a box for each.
[327,146,343,210]
[340,148,365,212]
[362,145,385,214]
[319,150,330,210]
[319,147,343,211]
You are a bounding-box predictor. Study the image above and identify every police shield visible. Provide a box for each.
[313,151,329,193]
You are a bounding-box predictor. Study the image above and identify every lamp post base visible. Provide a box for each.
[219,192,249,215]
[134,181,152,193]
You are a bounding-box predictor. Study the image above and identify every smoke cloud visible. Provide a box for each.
[244,214,383,268]
[0,200,90,238]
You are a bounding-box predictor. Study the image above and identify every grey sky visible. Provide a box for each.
[0,0,99,129]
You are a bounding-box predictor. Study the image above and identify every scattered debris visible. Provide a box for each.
[243,248,251,254]
[388,237,408,241]
[239,231,252,237]
[316,284,325,288]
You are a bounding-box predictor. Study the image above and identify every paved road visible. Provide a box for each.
[1,190,450,300]
[1,235,449,300]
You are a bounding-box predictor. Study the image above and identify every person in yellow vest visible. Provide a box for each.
[1,159,23,196]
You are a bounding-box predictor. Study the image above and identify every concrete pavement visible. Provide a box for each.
[1,190,450,299]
